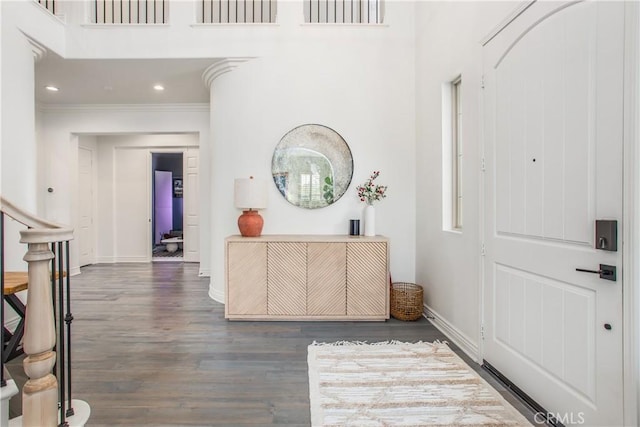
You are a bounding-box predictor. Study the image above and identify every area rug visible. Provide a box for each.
[308,341,532,426]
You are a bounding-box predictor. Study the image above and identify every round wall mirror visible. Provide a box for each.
[272,124,353,209]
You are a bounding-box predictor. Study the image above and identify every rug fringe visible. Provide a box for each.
[310,339,449,347]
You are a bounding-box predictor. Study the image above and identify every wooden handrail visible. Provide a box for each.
[0,196,65,230]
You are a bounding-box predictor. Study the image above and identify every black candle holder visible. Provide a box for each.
[349,219,360,236]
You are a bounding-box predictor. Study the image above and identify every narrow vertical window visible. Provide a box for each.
[451,76,463,229]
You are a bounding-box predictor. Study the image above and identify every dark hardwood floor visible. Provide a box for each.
[7,262,536,426]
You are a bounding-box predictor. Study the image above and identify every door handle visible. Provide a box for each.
[576,264,616,281]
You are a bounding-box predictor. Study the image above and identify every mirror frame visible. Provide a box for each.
[271,124,354,209]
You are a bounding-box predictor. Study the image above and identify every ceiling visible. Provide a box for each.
[35,54,218,105]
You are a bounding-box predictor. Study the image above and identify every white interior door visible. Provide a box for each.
[482,2,624,425]
[183,148,199,262]
[78,146,95,267]
[115,148,150,262]
[154,170,173,245]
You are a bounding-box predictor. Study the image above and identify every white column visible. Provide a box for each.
[202,59,252,304]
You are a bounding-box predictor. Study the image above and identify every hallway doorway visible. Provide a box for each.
[152,152,184,261]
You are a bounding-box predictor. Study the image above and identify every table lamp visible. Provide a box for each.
[234,176,268,237]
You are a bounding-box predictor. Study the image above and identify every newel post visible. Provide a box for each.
[21,239,57,426]
[19,229,71,427]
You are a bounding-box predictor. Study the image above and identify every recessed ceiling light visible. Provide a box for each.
[153,84,165,91]
[45,85,59,92]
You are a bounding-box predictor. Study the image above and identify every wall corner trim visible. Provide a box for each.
[208,281,224,304]
[37,103,210,113]
[202,58,254,88]
[423,303,480,363]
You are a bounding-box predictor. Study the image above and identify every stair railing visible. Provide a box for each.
[0,196,84,427]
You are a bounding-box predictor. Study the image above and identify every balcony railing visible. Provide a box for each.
[198,0,277,24]
[36,0,56,15]
[37,0,385,25]
[305,0,382,23]
[94,0,168,24]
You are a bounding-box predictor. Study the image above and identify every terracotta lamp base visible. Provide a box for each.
[238,210,264,237]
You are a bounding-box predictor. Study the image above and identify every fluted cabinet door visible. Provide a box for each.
[346,242,388,316]
[267,242,307,315]
[308,243,347,316]
[227,242,267,315]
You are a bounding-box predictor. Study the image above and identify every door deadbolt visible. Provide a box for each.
[595,220,617,251]
[576,264,616,281]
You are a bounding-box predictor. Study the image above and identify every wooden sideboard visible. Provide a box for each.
[225,235,389,321]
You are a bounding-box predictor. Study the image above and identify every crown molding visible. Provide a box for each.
[37,103,210,113]
[22,33,47,63]
[202,58,253,88]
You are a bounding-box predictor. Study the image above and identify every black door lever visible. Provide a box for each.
[576,264,616,281]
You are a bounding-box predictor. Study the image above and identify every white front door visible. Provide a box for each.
[483,2,624,425]
[78,146,95,267]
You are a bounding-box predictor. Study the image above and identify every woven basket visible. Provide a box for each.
[390,282,424,321]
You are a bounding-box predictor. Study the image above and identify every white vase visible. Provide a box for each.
[364,204,375,236]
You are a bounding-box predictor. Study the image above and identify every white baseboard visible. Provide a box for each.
[199,269,210,277]
[151,257,183,263]
[95,256,149,263]
[115,256,148,263]
[208,281,224,304]
[423,303,480,363]
[70,266,81,276]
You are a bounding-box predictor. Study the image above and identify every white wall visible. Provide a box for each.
[38,106,210,274]
[0,0,68,331]
[1,1,66,210]
[62,1,308,59]
[0,0,67,274]
[415,1,518,359]
[208,8,417,301]
[2,3,37,268]
[7,0,416,304]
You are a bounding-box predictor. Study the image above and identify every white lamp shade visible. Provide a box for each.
[234,177,268,210]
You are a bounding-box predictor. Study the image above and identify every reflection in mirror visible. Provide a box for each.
[272,124,353,209]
